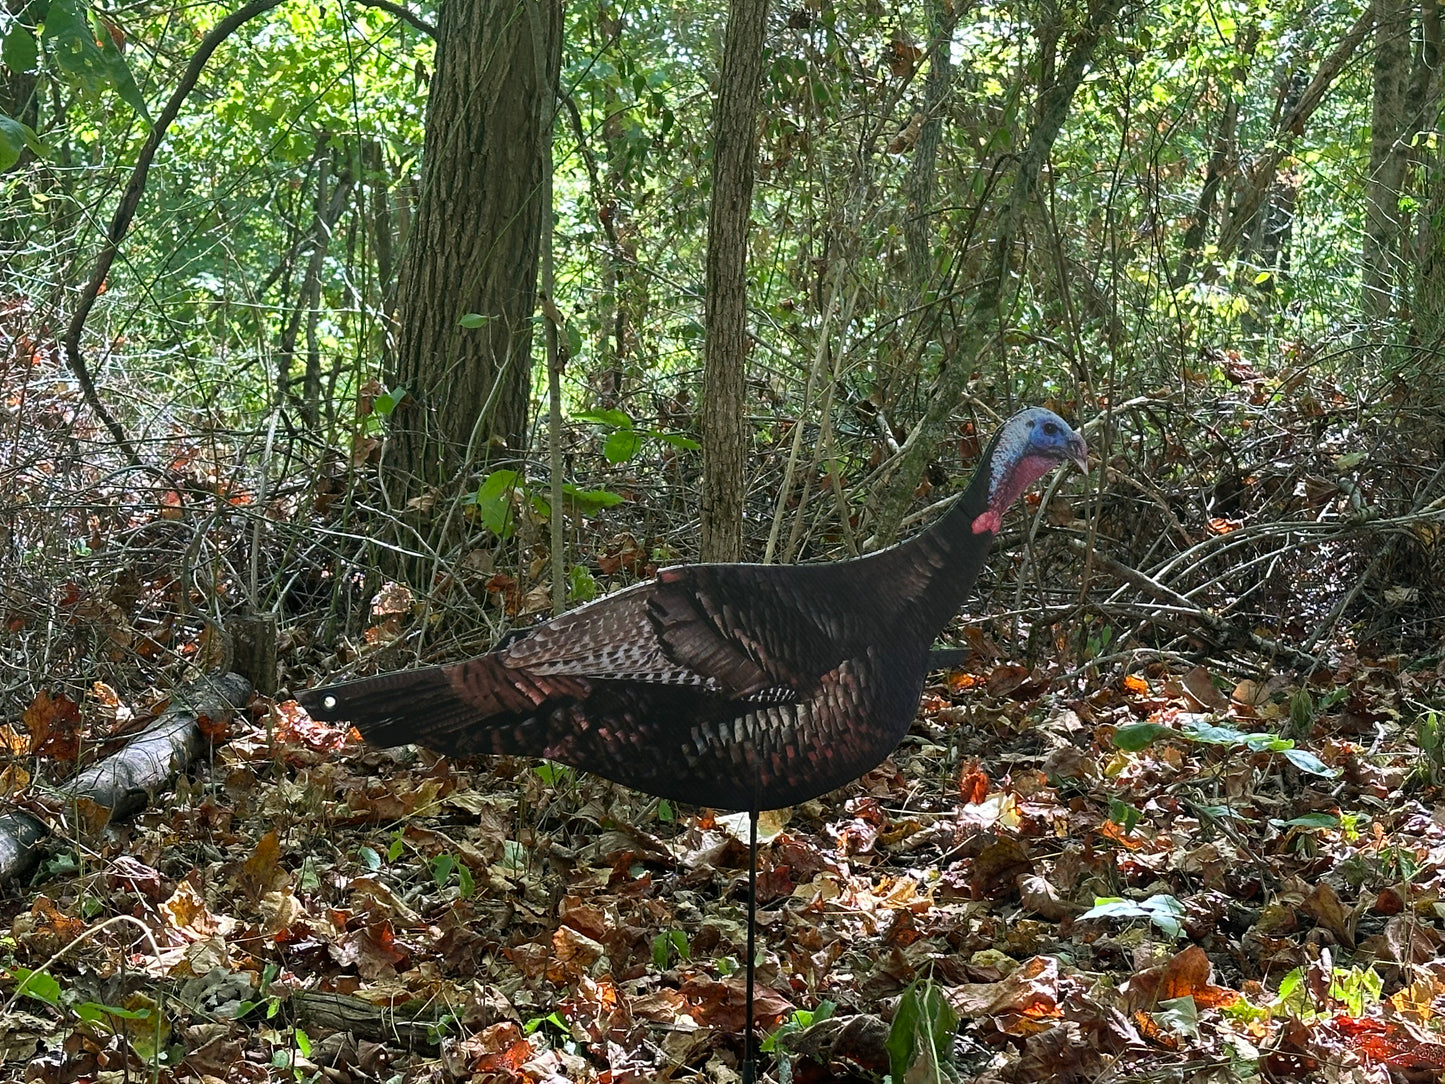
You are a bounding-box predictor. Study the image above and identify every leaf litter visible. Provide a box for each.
[3,650,1445,1083]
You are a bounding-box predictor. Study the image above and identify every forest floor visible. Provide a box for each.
[7,640,1445,1084]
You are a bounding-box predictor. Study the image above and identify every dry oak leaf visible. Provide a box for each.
[950,955,1062,1036]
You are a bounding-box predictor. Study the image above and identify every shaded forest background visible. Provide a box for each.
[2,0,1445,1080]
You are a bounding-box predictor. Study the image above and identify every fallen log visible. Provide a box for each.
[0,672,252,884]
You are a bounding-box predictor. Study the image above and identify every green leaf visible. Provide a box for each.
[1153,995,1199,1038]
[573,407,633,428]
[1108,798,1143,834]
[1283,748,1339,777]
[13,968,61,1006]
[562,484,623,510]
[1276,812,1340,829]
[567,563,598,602]
[564,322,583,359]
[470,469,522,538]
[1112,722,1171,751]
[651,430,700,451]
[357,846,381,871]
[457,862,474,899]
[886,980,958,1083]
[502,839,527,871]
[533,761,574,785]
[373,387,406,416]
[295,1026,312,1057]
[603,429,643,463]
[431,854,455,888]
[43,0,150,121]
[1080,897,1141,920]
[2,26,38,73]
[458,312,491,328]
[1186,722,1249,745]
[0,114,43,172]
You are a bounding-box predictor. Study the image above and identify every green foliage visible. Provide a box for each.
[761,999,835,1053]
[886,979,959,1083]
[1081,894,1187,938]
[1412,706,1444,786]
[1113,719,1339,777]
[0,114,43,171]
[651,929,689,968]
[41,0,150,120]
[567,562,598,602]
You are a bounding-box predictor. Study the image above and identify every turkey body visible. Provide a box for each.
[300,408,1087,812]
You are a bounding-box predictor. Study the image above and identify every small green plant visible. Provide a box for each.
[429,853,475,898]
[11,967,166,1059]
[652,929,690,968]
[573,407,699,464]
[1413,707,1444,786]
[1271,963,1383,1018]
[466,468,625,539]
[1085,623,1114,660]
[761,999,835,1052]
[1080,894,1186,938]
[1113,719,1338,778]
[886,979,959,1083]
[1107,797,1143,835]
[523,1010,569,1036]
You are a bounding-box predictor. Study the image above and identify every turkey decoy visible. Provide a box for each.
[299,405,1087,1080]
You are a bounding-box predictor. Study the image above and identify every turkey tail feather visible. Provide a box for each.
[298,667,485,752]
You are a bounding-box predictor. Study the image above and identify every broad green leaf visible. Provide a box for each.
[1154,995,1199,1037]
[653,430,700,451]
[1112,722,1171,751]
[12,968,61,1005]
[43,0,150,121]
[1186,722,1249,745]
[886,981,958,1083]
[532,761,573,785]
[1108,797,1143,834]
[1080,897,1141,920]
[2,25,38,72]
[603,429,642,463]
[471,469,522,537]
[431,854,455,887]
[567,563,598,602]
[1283,748,1339,777]
[562,484,623,510]
[574,407,633,428]
[0,114,43,172]
[1276,812,1339,828]
[372,387,406,416]
[458,312,491,328]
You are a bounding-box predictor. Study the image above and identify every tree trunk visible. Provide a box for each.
[903,0,961,295]
[1362,0,1411,325]
[386,0,562,568]
[700,0,769,563]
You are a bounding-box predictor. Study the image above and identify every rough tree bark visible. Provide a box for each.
[904,0,961,295]
[700,0,770,563]
[385,0,562,570]
[1362,0,1411,324]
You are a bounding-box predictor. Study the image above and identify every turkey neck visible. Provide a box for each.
[865,430,1004,645]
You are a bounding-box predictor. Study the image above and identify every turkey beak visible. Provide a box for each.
[1065,432,1089,473]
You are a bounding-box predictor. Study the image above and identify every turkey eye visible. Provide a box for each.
[1043,422,1059,436]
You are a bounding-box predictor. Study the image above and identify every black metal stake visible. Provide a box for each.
[742,807,758,1084]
